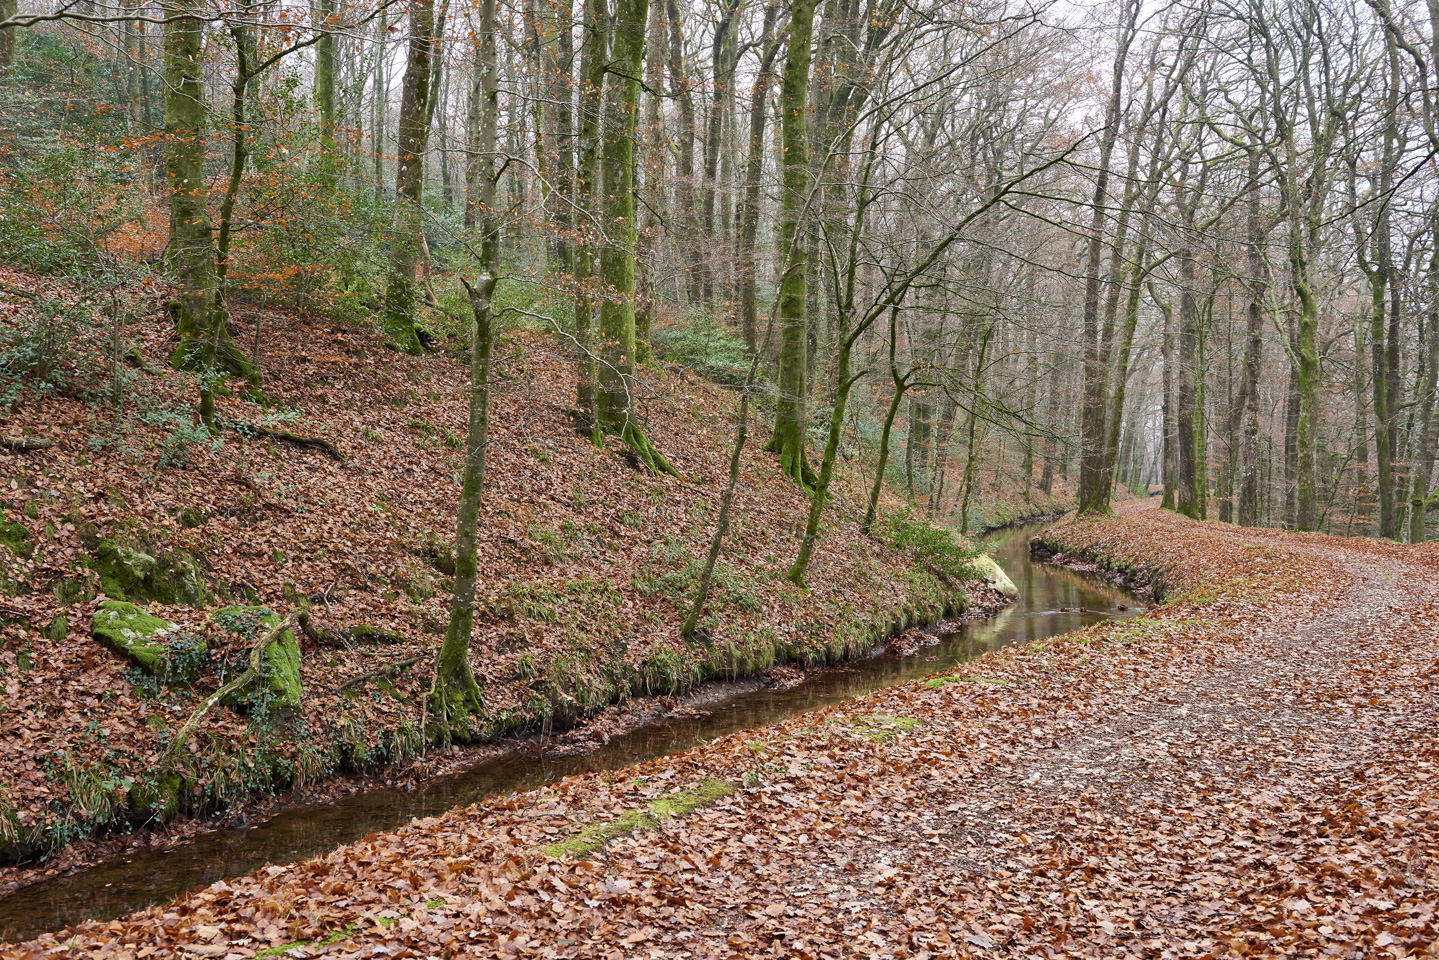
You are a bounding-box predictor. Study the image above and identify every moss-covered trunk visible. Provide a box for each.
[164,0,252,427]
[380,0,436,354]
[764,0,818,490]
[432,0,499,736]
[595,0,675,475]
[571,0,606,427]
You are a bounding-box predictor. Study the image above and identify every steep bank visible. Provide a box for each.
[0,265,998,870]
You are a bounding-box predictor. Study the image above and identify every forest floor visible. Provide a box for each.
[5,500,1435,957]
[0,264,1051,890]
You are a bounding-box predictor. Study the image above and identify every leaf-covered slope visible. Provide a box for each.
[0,265,985,864]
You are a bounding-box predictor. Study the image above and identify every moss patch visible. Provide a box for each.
[838,714,924,742]
[91,600,178,674]
[214,606,304,721]
[255,924,358,957]
[0,520,33,558]
[91,539,207,607]
[544,779,738,859]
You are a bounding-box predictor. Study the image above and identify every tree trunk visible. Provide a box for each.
[1098,207,1153,506]
[433,0,498,735]
[164,0,252,429]
[314,0,338,186]
[958,328,992,536]
[1238,148,1267,528]
[1409,227,1439,542]
[553,5,574,270]
[699,0,739,302]
[372,8,387,210]
[380,0,437,354]
[0,0,17,78]
[665,0,701,302]
[595,0,675,474]
[734,2,781,355]
[634,0,666,366]
[764,0,817,489]
[571,0,606,427]
[863,306,909,532]
[1076,0,1137,515]
[1175,246,1201,519]
[1155,286,1175,510]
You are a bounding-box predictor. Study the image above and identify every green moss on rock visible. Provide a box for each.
[971,554,1018,598]
[91,539,207,607]
[92,600,178,674]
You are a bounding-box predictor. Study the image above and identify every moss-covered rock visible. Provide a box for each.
[92,600,179,674]
[971,554,1019,598]
[91,539,207,607]
[214,606,304,722]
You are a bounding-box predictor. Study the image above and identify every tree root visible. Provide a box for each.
[298,612,407,646]
[222,419,345,462]
[607,420,678,477]
[331,654,423,694]
[764,434,817,492]
[1,436,55,452]
[164,611,298,766]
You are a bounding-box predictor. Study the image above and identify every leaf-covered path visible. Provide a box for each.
[5,502,1437,958]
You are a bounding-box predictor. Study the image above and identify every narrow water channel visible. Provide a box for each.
[0,523,1137,942]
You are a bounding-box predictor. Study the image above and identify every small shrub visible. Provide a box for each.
[877,509,980,581]
[651,311,753,385]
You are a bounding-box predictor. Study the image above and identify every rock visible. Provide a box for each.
[91,539,208,607]
[92,600,180,674]
[971,554,1019,599]
[214,606,304,722]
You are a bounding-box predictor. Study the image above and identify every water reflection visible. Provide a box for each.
[0,523,1135,942]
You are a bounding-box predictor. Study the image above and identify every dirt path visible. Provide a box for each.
[5,503,1437,958]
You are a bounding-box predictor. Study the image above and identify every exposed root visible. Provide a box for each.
[222,419,345,462]
[298,612,407,647]
[331,655,424,694]
[764,434,817,492]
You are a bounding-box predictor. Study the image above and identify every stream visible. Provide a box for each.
[0,522,1137,942]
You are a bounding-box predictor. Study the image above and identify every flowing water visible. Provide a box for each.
[0,523,1137,942]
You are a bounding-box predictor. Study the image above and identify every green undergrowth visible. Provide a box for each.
[2,557,969,868]
[923,675,1009,688]
[544,779,738,859]
[482,560,968,738]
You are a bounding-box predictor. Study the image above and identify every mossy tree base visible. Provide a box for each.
[429,637,485,742]
[764,430,816,492]
[602,417,679,477]
[381,273,426,355]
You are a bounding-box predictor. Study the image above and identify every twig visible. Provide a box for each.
[0,281,39,300]
[165,611,298,765]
